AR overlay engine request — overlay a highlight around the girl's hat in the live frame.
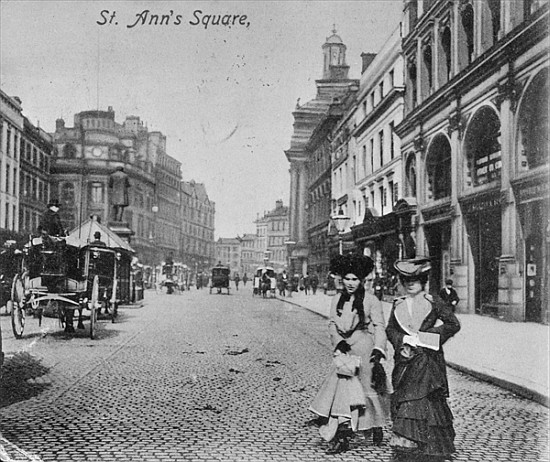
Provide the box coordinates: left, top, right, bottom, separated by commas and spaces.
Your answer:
330, 254, 374, 279
394, 257, 432, 277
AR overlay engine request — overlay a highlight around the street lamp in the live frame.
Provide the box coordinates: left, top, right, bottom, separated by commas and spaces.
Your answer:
284, 240, 296, 297
331, 209, 350, 255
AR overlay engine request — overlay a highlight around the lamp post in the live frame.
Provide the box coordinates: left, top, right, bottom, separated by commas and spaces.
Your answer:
284, 240, 296, 297
331, 209, 350, 255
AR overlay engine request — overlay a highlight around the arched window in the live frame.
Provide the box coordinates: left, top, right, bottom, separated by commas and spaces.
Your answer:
459, 3, 475, 68
518, 68, 549, 170
422, 42, 433, 98
426, 135, 452, 200
405, 155, 417, 197
464, 107, 502, 187
440, 26, 452, 84
407, 61, 418, 111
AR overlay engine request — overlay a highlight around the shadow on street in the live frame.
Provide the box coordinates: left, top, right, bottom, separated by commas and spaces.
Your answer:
0, 352, 51, 408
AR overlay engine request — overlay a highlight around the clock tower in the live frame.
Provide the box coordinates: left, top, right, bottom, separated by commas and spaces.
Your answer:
322, 27, 349, 80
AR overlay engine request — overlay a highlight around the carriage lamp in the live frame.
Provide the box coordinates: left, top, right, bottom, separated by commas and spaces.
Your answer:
331, 209, 350, 255
116, 252, 121, 260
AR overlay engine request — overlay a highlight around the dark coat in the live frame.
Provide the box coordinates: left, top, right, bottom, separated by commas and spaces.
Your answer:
386, 293, 460, 403
439, 287, 460, 308
38, 209, 65, 236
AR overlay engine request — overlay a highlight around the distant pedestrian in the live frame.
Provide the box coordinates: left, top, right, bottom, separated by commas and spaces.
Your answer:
387, 257, 460, 462
278, 270, 288, 296
310, 272, 319, 295
439, 279, 459, 312
304, 272, 311, 295
234, 273, 240, 291
242, 273, 248, 286
309, 254, 389, 454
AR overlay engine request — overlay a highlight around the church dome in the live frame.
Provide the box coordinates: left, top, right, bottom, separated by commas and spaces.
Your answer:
325, 28, 343, 44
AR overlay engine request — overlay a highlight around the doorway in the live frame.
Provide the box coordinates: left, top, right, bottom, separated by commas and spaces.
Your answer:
425, 221, 451, 296
466, 208, 502, 314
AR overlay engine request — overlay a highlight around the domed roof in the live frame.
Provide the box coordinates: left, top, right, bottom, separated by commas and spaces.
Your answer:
325, 27, 343, 44
326, 33, 343, 44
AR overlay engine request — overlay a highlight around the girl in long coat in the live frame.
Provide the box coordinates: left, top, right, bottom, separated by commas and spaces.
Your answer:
310, 254, 390, 454
386, 257, 461, 462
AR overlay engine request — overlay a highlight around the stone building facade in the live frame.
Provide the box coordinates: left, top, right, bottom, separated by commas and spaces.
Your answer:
342, 26, 409, 277
181, 180, 216, 274
19, 116, 54, 236
52, 109, 156, 258
215, 237, 241, 277
396, 0, 549, 322
285, 30, 359, 276
0, 90, 23, 239
239, 233, 261, 277
259, 200, 290, 272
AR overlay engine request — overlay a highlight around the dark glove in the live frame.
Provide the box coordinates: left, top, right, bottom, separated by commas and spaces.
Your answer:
370, 349, 385, 363
335, 340, 351, 354
371, 361, 387, 394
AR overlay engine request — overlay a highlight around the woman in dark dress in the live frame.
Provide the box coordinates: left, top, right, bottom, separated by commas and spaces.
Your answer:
386, 257, 461, 461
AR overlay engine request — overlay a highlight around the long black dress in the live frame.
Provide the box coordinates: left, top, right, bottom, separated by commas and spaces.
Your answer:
386, 292, 460, 458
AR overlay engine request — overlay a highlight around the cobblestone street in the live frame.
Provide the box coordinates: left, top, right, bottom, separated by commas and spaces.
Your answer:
1, 288, 548, 461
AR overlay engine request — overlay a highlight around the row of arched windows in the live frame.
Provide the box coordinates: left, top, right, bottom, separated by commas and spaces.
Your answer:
404, 68, 548, 200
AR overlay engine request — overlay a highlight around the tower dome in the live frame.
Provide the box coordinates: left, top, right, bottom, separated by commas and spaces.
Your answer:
325, 31, 343, 44
321, 27, 348, 79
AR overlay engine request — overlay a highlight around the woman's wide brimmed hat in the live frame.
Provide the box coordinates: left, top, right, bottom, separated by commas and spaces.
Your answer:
394, 257, 432, 277
330, 254, 374, 279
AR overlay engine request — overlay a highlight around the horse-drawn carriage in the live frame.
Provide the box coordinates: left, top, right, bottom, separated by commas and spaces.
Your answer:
160, 261, 189, 294
209, 265, 230, 294
253, 266, 276, 298
8, 234, 114, 339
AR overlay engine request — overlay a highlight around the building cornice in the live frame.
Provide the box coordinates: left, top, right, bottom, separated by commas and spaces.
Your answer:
353, 86, 405, 139
396, 9, 549, 137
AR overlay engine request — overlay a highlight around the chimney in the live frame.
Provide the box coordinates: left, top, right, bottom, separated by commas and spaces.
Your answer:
56, 118, 65, 130
361, 53, 377, 73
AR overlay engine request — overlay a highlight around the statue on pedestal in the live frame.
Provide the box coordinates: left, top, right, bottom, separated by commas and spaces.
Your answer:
109, 167, 130, 222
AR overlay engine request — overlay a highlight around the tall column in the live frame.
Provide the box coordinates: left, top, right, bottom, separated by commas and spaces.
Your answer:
296, 161, 307, 244
413, 134, 425, 256
448, 105, 469, 311
289, 163, 299, 242
497, 68, 522, 321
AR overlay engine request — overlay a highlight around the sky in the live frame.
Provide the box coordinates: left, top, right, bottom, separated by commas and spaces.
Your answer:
1, 0, 403, 238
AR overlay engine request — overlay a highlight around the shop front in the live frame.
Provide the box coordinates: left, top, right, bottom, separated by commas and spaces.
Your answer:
421, 201, 453, 296
512, 175, 549, 324
352, 199, 416, 282
460, 190, 502, 316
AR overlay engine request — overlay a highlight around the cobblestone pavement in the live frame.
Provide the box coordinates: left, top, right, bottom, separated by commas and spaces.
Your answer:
0, 287, 548, 461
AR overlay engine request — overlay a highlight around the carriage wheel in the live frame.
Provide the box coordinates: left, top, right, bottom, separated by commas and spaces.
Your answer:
90, 275, 99, 340
10, 275, 26, 339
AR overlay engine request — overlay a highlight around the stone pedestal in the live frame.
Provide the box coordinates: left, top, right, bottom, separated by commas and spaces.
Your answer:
108, 221, 135, 243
